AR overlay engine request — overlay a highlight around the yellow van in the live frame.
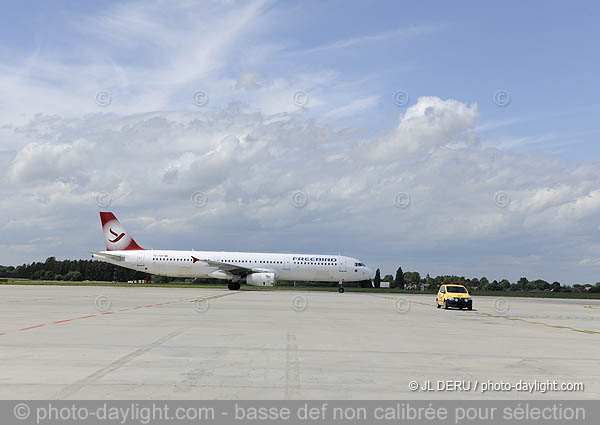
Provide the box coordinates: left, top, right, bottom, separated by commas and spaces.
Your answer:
436, 282, 472, 310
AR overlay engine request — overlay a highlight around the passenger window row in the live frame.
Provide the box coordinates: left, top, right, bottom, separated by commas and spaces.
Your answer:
151, 257, 336, 267
153, 257, 191, 261
152, 257, 289, 264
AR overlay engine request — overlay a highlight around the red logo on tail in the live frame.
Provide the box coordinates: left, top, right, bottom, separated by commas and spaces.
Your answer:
108, 228, 125, 243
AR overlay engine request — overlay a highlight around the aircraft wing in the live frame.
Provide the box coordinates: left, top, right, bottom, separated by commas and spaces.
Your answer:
192, 256, 271, 276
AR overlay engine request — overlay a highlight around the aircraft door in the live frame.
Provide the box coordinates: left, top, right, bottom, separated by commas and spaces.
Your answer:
137, 252, 145, 266
339, 258, 346, 272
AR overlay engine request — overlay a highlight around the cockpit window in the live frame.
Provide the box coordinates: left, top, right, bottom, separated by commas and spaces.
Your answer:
354, 262, 366, 267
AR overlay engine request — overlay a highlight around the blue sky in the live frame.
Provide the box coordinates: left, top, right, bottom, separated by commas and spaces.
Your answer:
1, 0, 599, 283
3, 0, 598, 157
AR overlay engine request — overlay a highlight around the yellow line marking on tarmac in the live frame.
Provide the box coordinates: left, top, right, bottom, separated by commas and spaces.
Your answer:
373, 294, 600, 336
475, 311, 600, 335
584, 305, 600, 310
190, 291, 244, 303
474, 312, 599, 336
573, 329, 600, 334
375, 295, 432, 307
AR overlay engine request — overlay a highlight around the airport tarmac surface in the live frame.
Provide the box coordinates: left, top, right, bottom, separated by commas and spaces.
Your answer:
1, 285, 599, 399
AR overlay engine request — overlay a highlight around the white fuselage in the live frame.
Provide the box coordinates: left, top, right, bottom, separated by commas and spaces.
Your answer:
92, 250, 372, 283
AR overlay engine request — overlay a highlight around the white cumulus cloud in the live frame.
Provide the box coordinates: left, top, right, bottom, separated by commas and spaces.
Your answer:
1, 96, 599, 284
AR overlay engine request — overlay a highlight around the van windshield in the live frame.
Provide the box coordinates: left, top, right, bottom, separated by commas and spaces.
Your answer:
446, 286, 467, 294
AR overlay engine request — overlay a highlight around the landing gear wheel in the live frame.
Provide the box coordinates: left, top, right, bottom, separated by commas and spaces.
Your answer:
228, 282, 240, 290
338, 287, 345, 293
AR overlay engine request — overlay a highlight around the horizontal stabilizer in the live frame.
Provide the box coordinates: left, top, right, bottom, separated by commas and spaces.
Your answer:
90, 251, 125, 262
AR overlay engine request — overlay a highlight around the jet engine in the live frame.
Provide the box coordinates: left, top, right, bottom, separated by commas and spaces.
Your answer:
245, 272, 276, 286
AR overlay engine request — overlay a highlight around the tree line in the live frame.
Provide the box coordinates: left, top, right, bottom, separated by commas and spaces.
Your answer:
0, 257, 150, 282
372, 267, 600, 293
2, 258, 599, 292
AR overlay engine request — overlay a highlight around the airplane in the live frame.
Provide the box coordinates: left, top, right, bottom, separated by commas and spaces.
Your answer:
91, 212, 373, 292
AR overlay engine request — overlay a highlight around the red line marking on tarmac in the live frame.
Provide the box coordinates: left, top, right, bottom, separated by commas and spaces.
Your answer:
50, 313, 98, 326
2, 296, 219, 335
20, 324, 46, 331
73, 314, 96, 320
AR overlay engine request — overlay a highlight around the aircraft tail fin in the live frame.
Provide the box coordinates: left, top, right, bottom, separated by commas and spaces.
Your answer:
99, 212, 144, 251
